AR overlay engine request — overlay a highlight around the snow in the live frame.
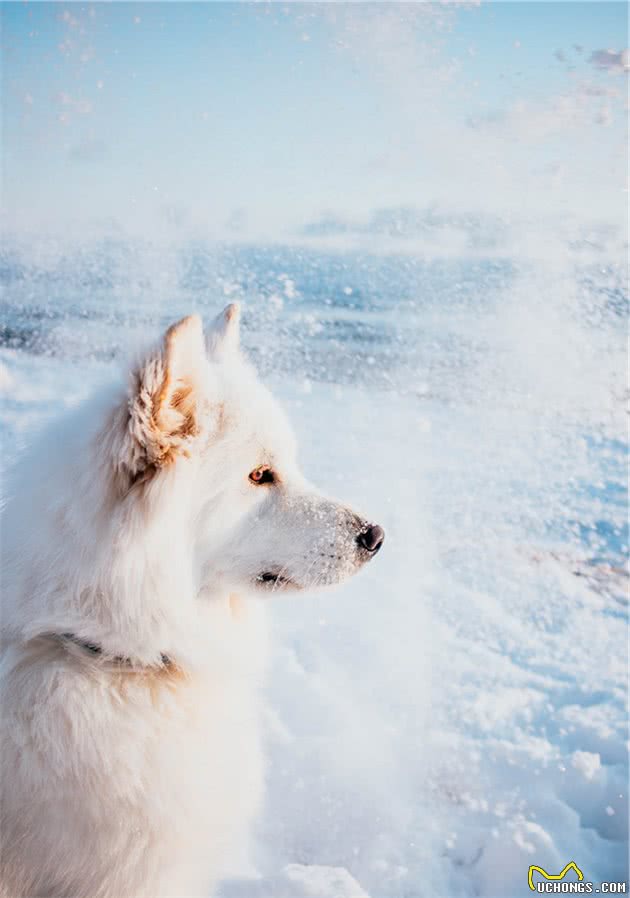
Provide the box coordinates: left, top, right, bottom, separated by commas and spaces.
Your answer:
218, 865, 370, 898
0, 234, 627, 896
572, 751, 602, 781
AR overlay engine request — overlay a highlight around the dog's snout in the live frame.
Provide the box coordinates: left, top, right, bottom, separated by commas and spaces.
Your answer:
357, 523, 385, 554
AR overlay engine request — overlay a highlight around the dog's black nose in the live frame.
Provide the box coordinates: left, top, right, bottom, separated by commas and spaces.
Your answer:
357, 524, 385, 554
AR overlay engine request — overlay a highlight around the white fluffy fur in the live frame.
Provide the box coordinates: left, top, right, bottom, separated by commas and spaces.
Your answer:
0, 306, 381, 898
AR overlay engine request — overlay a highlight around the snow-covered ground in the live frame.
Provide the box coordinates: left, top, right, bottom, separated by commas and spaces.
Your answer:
0, 234, 627, 896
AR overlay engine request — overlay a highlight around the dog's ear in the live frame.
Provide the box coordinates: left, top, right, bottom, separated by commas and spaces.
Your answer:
206, 302, 240, 360
122, 315, 207, 484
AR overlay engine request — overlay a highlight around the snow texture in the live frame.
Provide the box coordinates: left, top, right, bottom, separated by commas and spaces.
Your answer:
0, 232, 627, 897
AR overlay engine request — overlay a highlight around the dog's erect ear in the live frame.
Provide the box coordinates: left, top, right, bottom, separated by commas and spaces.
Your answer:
206, 302, 240, 360
123, 315, 207, 481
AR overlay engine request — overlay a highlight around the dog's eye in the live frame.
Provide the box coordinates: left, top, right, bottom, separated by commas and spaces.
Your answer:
249, 466, 275, 485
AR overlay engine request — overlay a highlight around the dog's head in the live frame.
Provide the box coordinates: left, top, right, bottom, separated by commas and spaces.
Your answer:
110, 305, 384, 596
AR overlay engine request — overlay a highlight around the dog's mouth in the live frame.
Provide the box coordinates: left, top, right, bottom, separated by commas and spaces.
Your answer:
254, 570, 299, 591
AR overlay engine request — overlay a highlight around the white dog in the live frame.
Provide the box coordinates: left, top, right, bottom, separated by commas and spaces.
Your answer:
0, 304, 384, 898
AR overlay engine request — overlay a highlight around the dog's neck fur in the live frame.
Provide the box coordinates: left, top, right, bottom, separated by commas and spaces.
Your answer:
43, 592, 249, 675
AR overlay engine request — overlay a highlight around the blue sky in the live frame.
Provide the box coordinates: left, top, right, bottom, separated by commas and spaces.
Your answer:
2, 2, 628, 239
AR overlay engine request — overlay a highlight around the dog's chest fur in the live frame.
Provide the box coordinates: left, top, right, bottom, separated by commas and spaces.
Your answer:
0, 598, 267, 898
